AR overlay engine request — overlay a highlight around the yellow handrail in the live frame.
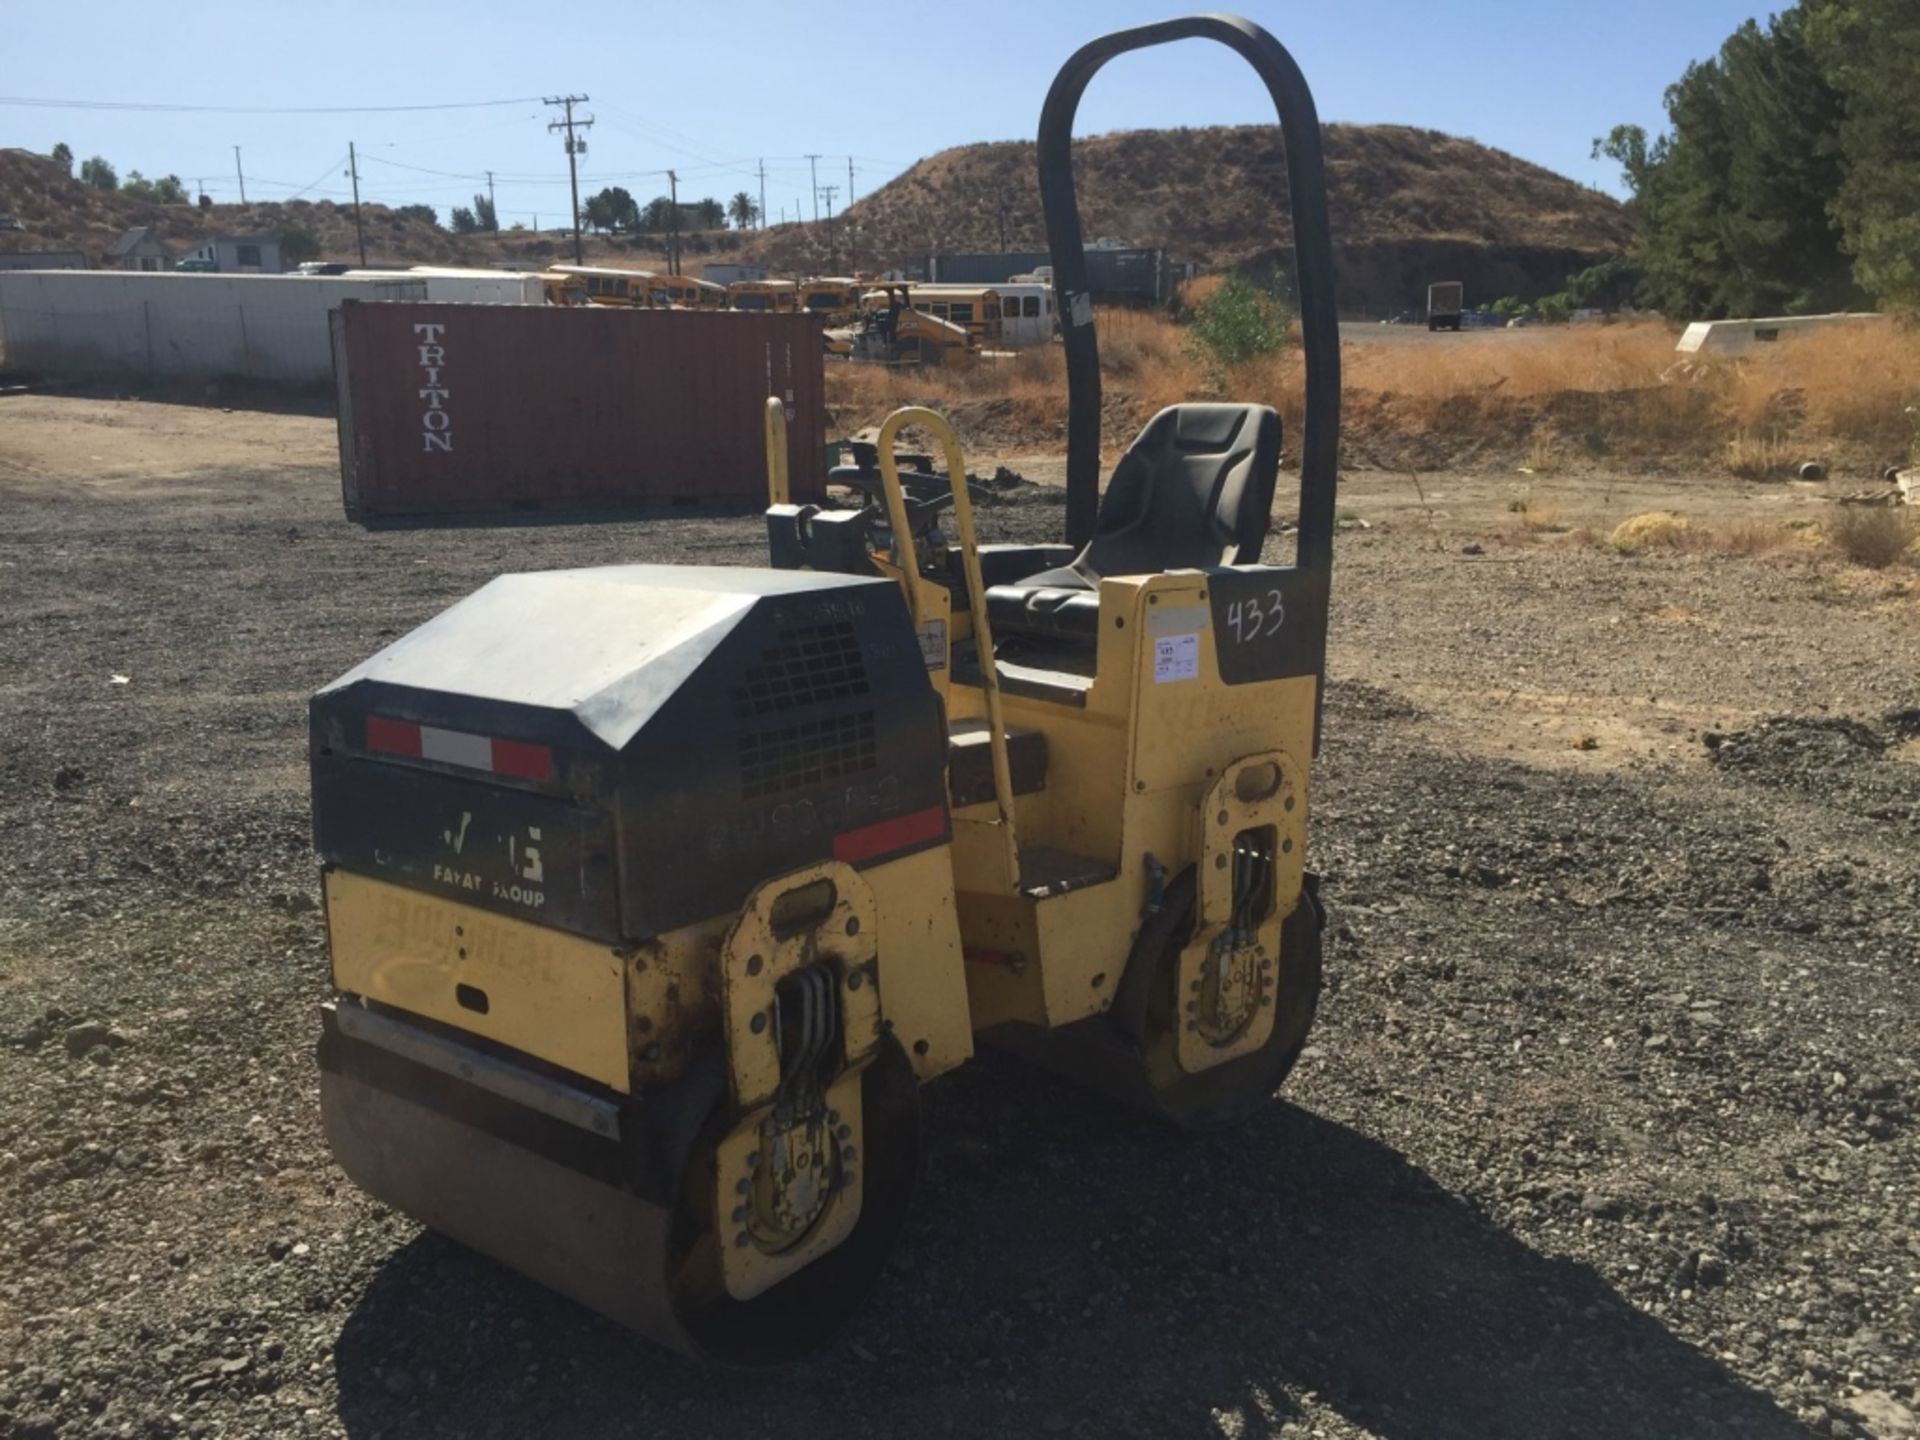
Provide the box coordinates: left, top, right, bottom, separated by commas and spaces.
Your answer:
876, 407, 1020, 885
763, 396, 791, 506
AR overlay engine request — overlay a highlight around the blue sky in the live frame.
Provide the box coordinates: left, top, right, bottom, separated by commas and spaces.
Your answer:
7, 0, 1767, 228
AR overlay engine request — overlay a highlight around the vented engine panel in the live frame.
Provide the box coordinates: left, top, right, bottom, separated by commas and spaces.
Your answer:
310, 565, 949, 943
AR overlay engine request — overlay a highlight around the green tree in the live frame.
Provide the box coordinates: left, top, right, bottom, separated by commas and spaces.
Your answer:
1592, 125, 1654, 196
79, 156, 117, 190
693, 197, 724, 230
641, 195, 676, 231
1534, 293, 1574, 325
1808, 0, 1920, 311
472, 193, 498, 231
1561, 257, 1643, 311
278, 226, 321, 266
1599, 8, 1859, 318
1188, 271, 1291, 381
50, 142, 73, 175
584, 186, 638, 233
450, 205, 479, 234
393, 204, 438, 227
123, 171, 187, 204
727, 191, 760, 229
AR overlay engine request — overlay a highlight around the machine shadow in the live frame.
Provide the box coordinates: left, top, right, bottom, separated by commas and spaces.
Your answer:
334, 1053, 1807, 1440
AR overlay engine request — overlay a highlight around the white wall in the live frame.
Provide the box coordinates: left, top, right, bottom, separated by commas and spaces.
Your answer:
373, 270, 546, 305
0, 271, 434, 384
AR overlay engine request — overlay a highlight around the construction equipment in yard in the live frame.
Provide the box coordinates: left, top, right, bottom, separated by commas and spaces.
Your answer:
313, 11, 1341, 1365
824, 282, 977, 368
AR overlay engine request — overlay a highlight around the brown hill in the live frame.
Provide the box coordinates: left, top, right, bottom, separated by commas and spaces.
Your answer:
0, 147, 624, 270
0, 147, 465, 264
734, 125, 1633, 313
4, 125, 1630, 313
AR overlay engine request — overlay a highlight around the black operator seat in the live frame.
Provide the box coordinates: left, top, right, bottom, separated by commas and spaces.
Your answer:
982, 403, 1283, 644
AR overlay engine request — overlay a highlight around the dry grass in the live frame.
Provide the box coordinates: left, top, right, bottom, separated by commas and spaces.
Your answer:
1716, 520, 1797, 556
1721, 325, 1919, 447
1344, 322, 1677, 401
1610, 512, 1692, 552
1507, 496, 1565, 533
1826, 506, 1919, 569
1724, 431, 1796, 480
1603, 511, 1819, 559
823, 309, 1919, 474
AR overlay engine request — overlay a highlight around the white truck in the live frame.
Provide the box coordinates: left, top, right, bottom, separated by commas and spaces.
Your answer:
1427, 280, 1464, 332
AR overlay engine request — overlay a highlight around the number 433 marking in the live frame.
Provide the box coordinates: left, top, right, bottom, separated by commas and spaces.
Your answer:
1225, 588, 1286, 644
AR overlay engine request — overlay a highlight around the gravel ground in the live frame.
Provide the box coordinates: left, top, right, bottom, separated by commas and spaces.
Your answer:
1, 398, 1916, 1440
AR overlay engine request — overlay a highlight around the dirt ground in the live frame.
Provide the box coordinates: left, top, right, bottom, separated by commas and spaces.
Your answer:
1, 396, 1916, 1440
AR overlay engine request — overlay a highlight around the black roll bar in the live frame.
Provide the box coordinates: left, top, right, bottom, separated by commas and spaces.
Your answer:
1037, 13, 1341, 586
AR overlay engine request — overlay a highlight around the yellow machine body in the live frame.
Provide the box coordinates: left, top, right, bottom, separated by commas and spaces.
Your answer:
317, 10, 1342, 1367
316, 401, 1323, 1362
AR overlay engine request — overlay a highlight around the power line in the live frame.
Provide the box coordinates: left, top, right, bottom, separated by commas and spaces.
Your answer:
0, 94, 544, 114
286, 152, 349, 201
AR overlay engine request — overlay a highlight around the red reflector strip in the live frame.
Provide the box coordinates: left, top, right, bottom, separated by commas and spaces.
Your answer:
832, 804, 948, 864
490, 737, 554, 782
364, 716, 553, 783
364, 715, 422, 757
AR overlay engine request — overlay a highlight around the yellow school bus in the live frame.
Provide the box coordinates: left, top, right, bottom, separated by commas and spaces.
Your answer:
549, 266, 728, 310
797, 277, 864, 322
651, 273, 730, 310
729, 279, 800, 313
895, 285, 1005, 347
549, 265, 659, 307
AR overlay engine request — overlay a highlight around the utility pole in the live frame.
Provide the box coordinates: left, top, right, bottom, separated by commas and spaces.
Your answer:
805, 154, 821, 222
666, 169, 679, 276
232, 146, 246, 204
544, 94, 593, 265
347, 143, 367, 267
757, 158, 767, 231
997, 202, 1009, 252
847, 155, 856, 207
819, 184, 838, 270
485, 170, 496, 229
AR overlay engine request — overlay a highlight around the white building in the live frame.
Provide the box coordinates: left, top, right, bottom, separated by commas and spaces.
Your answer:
107, 226, 173, 272
177, 234, 283, 274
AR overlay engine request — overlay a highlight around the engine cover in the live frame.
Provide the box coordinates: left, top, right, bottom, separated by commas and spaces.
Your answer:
311, 565, 949, 942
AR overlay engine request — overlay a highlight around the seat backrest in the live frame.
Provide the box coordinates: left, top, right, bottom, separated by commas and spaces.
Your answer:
1077, 404, 1282, 580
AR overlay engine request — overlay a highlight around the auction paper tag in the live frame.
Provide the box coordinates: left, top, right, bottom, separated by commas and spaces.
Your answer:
918, 618, 948, 670
1154, 633, 1199, 683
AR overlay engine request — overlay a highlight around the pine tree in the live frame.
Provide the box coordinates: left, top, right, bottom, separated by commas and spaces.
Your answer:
1809, 0, 1920, 310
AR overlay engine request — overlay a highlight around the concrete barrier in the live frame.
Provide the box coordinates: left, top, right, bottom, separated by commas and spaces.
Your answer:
1674, 312, 1892, 357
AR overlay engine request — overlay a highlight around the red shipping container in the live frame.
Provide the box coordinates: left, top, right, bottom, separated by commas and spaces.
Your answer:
330, 301, 828, 519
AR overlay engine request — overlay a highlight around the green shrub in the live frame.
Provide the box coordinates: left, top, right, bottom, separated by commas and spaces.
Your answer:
1187, 271, 1291, 379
